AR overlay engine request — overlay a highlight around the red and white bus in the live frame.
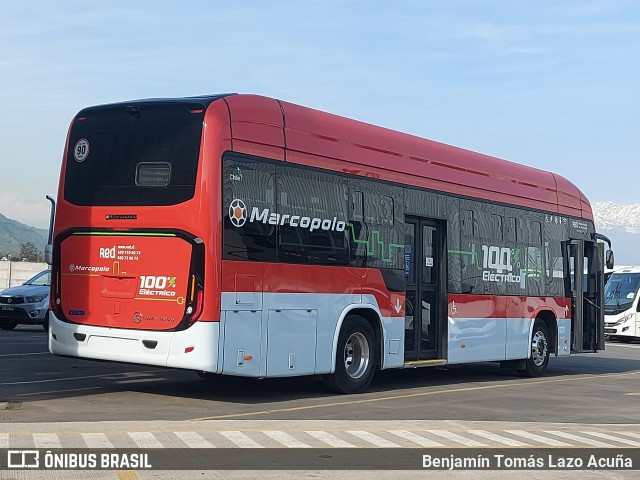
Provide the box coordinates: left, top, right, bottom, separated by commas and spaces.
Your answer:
48, 94, 612, 393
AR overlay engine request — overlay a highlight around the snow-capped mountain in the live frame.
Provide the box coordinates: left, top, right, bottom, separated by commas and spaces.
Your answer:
593, 201, 640, 234
592, 202, 640, 266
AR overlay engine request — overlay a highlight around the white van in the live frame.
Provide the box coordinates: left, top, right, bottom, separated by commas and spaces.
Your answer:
604, 266, 640, 342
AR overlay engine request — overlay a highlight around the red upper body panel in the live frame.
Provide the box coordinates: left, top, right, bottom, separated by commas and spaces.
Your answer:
224, 94, 592, 220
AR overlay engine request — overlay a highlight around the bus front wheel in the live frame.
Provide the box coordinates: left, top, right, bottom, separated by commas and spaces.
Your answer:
518, 319, 550, 377
323, 315, 377, 394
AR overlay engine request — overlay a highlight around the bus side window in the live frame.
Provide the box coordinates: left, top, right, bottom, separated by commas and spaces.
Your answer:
277, 165, 349, 266
349, 182, 403, 270
222, 156, 277, 262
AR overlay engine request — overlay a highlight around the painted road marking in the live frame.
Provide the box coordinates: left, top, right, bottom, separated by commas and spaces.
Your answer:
219, 431, 263, 448
425, 430, 487, 447
387, 430, 445, 447
582, 431, 640, 447
504, 430, 571, 447
263, 431, 311, 448
174, 431, 215, 448
32, 433, 61, 449
128, 432, 163, 448
466, 429, 530, 447
80, 433, 115, 449
2, 427, 640, 450
0, 369, 166, 386
304, 431, 356, 448
346, 431, 401, 448
545, 430, 616, 447
191, 369, 640, 421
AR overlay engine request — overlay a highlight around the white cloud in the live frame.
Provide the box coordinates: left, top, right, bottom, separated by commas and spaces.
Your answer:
0, 195, 51, 229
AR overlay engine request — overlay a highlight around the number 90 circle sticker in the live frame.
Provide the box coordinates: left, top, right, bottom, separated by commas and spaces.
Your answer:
73, 138, 90, 162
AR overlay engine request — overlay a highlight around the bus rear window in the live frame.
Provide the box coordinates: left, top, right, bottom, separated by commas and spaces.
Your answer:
64, 102, 204, 206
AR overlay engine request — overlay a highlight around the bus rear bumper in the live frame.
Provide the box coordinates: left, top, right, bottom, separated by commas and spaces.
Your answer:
48, 312, 221, 373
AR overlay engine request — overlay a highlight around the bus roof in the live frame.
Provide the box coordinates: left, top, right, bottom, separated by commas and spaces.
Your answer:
69, 93, 593, 219
608, 266, 640, 274
220, 94, 592, 219
75, 94, 236, 114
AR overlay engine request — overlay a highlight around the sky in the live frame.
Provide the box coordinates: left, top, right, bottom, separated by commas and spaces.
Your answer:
1, 0, 639, 229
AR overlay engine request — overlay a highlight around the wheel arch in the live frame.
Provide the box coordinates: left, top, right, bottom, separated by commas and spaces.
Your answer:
533, 308, 558, 356
329, 304, 383, 373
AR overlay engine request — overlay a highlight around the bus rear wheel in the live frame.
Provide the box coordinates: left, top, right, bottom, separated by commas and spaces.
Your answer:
518, 319, 550, 377
323, 315, 377, 394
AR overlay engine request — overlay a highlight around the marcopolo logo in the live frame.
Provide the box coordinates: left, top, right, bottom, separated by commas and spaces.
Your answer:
69, 263, 110, 273
229, 199, 248, 227
229, 199, 347, 232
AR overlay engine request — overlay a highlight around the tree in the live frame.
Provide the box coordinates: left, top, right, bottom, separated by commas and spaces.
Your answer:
19, 242, 43, 262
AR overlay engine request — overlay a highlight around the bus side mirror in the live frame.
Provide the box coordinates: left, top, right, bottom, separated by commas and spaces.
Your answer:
44, 244, 53, 266
605, 250, 614, 270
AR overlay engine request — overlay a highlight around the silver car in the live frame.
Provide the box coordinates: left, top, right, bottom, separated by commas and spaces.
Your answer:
0, 269, 50, 332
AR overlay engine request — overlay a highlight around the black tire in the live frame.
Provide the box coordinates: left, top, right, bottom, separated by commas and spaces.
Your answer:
518, 319, 550, 377
43, 311, 50, 333
323, 315, 377, 394
0, 321, 18, 330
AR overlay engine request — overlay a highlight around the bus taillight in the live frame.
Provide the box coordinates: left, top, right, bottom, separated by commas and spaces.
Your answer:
191, 290, 204, 322
50, 269, 63, 319
186, 274, 203, 323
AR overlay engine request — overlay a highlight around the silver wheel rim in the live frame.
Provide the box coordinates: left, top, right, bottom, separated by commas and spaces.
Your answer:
531, 330, 548, 367
344, 332, 371, 380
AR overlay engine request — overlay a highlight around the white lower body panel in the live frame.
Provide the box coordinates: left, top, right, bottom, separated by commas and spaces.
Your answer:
219, 292, 404, 378
48, 312, 221, 372
48, 291, 405, 378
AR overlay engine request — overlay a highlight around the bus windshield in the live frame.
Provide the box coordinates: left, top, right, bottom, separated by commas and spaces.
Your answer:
604, 272, 640, 315
64, 102, 205, 206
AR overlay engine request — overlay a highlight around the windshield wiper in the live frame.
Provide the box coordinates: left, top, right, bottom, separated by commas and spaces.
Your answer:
606, 283, 621, 303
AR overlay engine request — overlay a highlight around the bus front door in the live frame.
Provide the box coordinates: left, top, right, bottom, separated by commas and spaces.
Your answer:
565, 239, 606, 352
404, 218, 445, 361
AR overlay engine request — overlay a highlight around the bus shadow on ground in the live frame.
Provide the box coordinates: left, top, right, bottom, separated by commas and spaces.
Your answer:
4, 325, 640, 411
115, 348, 640, 406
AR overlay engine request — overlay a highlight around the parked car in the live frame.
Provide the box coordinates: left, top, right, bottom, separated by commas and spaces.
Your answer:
0, 269, 50, 332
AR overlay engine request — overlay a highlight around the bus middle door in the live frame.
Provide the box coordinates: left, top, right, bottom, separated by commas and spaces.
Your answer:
404, 217, 446, 361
